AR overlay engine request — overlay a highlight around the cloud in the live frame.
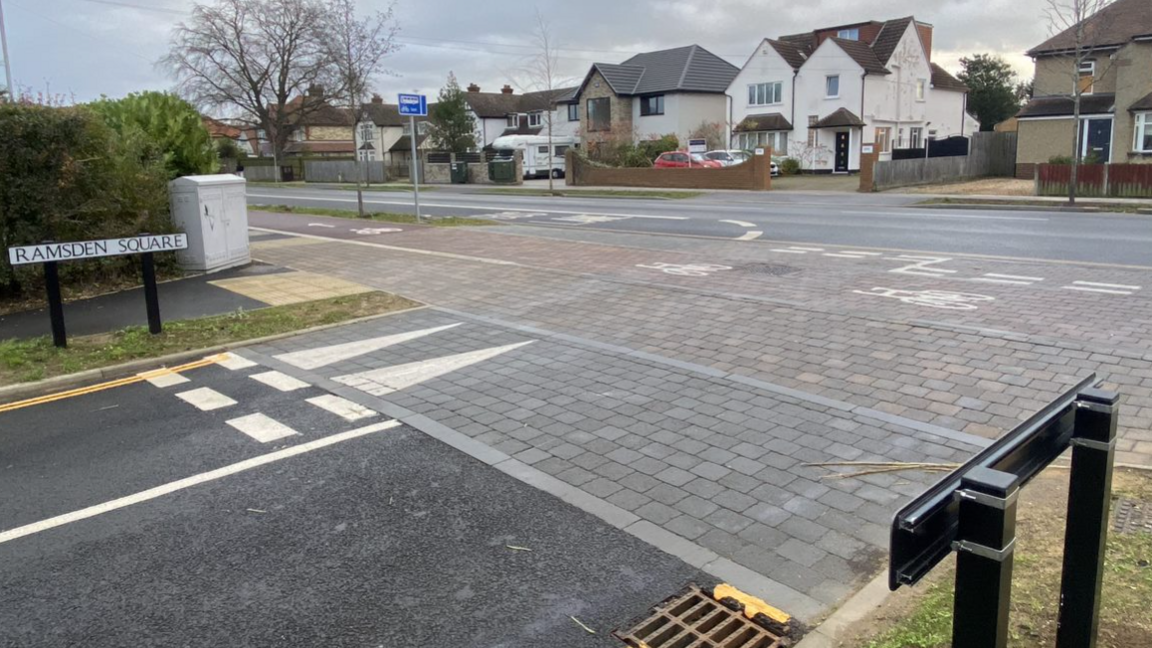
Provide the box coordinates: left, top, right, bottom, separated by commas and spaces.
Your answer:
4, 0, 1048, 104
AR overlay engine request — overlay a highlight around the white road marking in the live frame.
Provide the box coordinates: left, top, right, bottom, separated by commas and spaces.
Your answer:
770, 249, 808, 254
841, 210, 1048, 222
475, 211, 542, 220
736, 231, 764, 241
250, 226, 522, 267
0, 420, 400, 545
720, 219, 757, 228
840, 251, 883, 256
246, 194, 689, 220
552, 214, 628, 224
226, 413, 301, 443
971, 277, 1034, 285
789, 246, 825, 252
175, 387, 237, 411
215, 352, 258, 371
1064, 286, 1137, 295
890, 256, 957, 276
854, 287, 995, 310
1071, 281, 1141, 290
335, 341, 534, 396
250, 370, 311, 392
307, 395, 378, 421
140, 370, 190, 388
636, 263, 732, 277
824, 253, 869, 258
351, 227, 403, 235
985, 273, 1045, 281
308, 223, 336, 228
274, 323, 462, 370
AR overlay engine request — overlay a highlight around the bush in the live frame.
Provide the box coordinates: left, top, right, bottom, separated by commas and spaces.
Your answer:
1047, 153, 1102, 165
587, 134, 680, 167
89, 91, 219, 180
780, 157, 802, 175
0, 103, 175, 298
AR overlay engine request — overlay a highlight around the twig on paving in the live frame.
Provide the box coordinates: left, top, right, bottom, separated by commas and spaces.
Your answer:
505, 545, 532, 552
570, 616, 596, 634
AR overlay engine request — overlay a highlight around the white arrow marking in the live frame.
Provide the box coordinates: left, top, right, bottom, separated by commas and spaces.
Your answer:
334, 341, 533, 396
737, 231, 764, 241
274, 323, 462, 370
721, 219, 756, 228
308, 223, 336, 228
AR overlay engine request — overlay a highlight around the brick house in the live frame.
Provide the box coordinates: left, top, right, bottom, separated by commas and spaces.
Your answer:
355, 94, 433, 167
281, 87, 356, 158
571, 45, 739, 153
461, 84, 580, 149
726, 17, 976, 173
1015, 0, 1152, 177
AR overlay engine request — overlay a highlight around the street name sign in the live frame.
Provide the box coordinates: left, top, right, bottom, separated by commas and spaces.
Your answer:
398, 93, 428, 117
8, 234, 188, 266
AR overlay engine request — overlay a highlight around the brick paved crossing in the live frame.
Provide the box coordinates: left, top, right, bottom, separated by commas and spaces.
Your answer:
250, 222, 1152, 466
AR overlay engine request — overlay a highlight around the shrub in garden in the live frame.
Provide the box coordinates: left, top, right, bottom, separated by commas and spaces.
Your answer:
89, 91, 219, 180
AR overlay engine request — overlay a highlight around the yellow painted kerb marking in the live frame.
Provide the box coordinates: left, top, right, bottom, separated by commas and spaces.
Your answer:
0, 354, 229, 414
713, 583, 791, 626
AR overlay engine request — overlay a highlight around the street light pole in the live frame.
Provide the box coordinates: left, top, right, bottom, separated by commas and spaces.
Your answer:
0, 0, 14, 99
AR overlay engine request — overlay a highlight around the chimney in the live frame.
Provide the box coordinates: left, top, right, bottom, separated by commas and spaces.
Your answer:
371, 94, 383, 104
501, 84, 515, 95
307, 84, 324, 97
915, 22, 933, 62
467, 83, 481, 92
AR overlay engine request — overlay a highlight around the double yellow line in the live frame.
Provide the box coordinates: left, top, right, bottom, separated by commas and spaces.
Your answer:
0, 355, 226, 415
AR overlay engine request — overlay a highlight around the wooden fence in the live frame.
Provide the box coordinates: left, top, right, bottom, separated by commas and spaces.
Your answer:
1037, 164, 1152, 198
871, 132, 1017, 191
303, 160, 388, 184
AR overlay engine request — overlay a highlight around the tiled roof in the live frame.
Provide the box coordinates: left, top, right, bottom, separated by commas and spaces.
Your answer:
733, 113, 793, 132
830, 37, 890, 75
360, 102, 433, 127
500, 124, 544, 137
870, 17, 915, 65
1017, 93, 1116, 118
813, 108, 866, 128
585, 45, 739, 96
284, 141, 355, 154
389, 135, 428, 152
1029, 0, 1152, 56
930, 63, 968, 92
767, 39, 810, 70
461, 86, 579, 118
1130, 91, 1152, 112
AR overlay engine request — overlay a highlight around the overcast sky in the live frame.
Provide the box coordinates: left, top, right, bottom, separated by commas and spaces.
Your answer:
2, 0, 1053, 106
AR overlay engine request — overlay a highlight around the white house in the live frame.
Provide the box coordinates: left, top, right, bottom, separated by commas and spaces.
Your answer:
355, 95, 431, 168
727, 17, 976, 173
462, 84, 580, 149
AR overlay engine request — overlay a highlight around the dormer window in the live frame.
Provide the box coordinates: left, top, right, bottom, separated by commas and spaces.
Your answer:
837, 28, 859, 40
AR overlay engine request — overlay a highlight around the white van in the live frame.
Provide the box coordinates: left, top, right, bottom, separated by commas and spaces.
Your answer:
491, 135, 576, 179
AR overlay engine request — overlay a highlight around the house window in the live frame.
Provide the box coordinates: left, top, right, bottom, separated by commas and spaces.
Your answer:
1078, 60, 1095, 95
874, 127, 891, 152
897, 128, 906, 148
417, 121, 429, 135
826, 75, 840, 98
910, 127, 923, 149
808, 115, 819, 147
359, 150, 376, 162
507, 113, 519, 128
568, 104, 579, 121
747, 82, 783, 106
528, 112, 543, 127
358, 122, 374, 142
640, 94, 665, 116
837, 28, 859, 40
555, 145, 569, 157
916, 79, 926, 101
1136, 113, 1152, 153
587, 97, 610, 131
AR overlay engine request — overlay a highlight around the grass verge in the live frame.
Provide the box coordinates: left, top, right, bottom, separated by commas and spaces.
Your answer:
477, 188, 705, 200
0, 291, 419, 386
253, 204, 495, 227
853, 467, 1152, 648
247, 181, 433, 192
916, 197, 1151, 214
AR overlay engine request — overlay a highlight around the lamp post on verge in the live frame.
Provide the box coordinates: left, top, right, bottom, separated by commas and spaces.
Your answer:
0, 0, 14, 100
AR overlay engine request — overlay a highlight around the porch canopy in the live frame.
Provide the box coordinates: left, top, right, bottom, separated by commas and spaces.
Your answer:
813, 108, 865, 129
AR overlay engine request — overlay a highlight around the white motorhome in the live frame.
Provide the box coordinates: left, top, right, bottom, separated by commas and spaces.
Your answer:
491, 135, 576, 179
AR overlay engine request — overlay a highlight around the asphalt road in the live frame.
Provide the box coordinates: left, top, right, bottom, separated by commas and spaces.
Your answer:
246, 186, 1152, 267
1, 360, 706, 647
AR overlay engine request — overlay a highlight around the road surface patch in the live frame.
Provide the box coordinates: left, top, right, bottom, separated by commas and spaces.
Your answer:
209, 271, 373, 307
176, 387, 238, 412
226, 412, 301, 443
215, 352, 259, 371
306, 395, 378, 422
249, 370, 311, 392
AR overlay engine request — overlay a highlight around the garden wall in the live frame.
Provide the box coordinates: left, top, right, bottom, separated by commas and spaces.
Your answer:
566, 151, 773, 191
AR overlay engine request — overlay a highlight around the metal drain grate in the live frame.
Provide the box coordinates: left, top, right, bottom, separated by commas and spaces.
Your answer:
735, 263, 800, 277
1113, 498, 1152, 535
614, 585, 788, 648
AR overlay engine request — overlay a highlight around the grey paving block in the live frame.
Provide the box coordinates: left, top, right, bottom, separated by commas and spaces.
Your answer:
777, 538, 828, 567
744, 502, 792, 527
654, 466, 696, 487
690, 461, 732, 480
665, 515, 713, 541
704, 508, 755, 534
635, 501, 681, 525
779, 516, 830, 543
697, 528, 746, 556
712, 489, 757, 513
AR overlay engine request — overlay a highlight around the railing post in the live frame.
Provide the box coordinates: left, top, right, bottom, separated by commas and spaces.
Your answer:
952, 466, 1019, 648
1055, 388, 1119, 648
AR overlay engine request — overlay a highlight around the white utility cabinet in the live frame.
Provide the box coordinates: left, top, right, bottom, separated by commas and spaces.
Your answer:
169, 174, 251, 273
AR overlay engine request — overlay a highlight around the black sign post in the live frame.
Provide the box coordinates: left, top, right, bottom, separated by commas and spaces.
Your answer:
8, 234, 188, 348
43, 259, 67, 349
889, 375, 1119, 648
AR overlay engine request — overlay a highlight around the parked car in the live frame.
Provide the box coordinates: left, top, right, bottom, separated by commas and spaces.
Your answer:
653, 151, 723, 169
703, 150, 751, 166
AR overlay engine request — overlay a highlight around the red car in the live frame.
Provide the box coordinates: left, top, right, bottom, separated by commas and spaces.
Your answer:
653, 151, 723, 169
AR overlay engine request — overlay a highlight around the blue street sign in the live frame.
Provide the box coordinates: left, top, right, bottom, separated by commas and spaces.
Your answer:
398, 93, 428, 117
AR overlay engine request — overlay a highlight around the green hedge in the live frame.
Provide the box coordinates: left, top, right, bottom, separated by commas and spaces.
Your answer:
0, 103, 176, 298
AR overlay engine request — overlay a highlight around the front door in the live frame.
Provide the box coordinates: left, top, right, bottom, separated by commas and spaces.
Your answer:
834, 132, 850, 173
1082, 118, 1112, 163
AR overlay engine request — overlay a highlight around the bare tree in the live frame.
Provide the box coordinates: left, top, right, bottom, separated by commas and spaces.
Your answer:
519, 8, 567, 192
320, 0, 400, 217
162, 0, 338, 181
1044, 0, 1118, 204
